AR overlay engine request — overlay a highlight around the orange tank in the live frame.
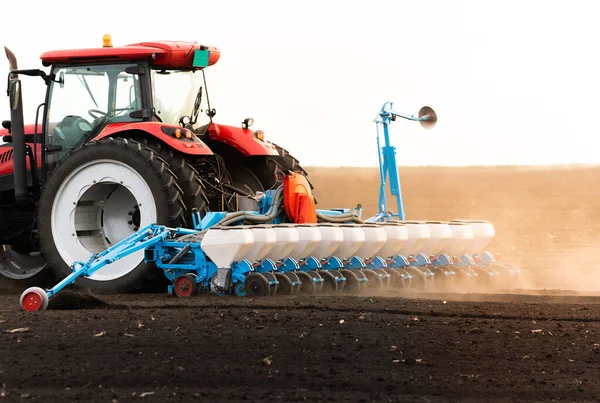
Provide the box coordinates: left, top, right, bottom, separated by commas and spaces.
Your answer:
283, 172, 317, 223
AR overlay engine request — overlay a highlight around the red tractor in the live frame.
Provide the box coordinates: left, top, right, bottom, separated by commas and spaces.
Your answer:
1, 36, 308, 292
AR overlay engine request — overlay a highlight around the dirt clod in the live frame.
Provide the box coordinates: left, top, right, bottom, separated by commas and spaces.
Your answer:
47, 289, 110, 310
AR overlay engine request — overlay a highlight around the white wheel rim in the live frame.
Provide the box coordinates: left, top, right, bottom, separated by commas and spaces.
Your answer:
0, 245, 47, 280
51, 160, 157, 281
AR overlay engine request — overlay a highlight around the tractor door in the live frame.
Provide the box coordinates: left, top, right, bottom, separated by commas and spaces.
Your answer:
43, 63, 143, 171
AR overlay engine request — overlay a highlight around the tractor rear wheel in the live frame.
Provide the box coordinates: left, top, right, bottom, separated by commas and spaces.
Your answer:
37, 137, 186, 293
134, 138, 210, 224
248, 142, 312, 192
226, 164, 265, 212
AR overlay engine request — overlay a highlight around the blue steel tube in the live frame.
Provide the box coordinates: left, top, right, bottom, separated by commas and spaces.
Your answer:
374, 101, 436, 221
375, 122, 388, 216
381, 117, 405, 220
46, 225, 171, 297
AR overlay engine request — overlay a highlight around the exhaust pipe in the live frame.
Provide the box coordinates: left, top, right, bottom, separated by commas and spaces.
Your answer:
5, 47, 31, 207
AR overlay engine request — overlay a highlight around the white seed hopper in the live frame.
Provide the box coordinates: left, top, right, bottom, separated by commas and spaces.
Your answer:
200, 226, 254, 267
451, 219, 495, 255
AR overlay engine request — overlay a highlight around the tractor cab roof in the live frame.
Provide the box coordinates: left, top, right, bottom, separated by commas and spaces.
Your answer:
40, 40, 220, 70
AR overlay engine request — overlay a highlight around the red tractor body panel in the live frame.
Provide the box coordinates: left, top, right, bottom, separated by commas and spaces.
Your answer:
40, 41, 221, 70
0, 124, 42, 139
206, 123, 278, 156
0, 143, 43, 176
0, 120, 278, 179
93, 122, 214, 155
0, 124, 44, 175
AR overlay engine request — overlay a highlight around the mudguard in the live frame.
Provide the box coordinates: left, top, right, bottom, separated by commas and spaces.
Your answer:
206, 123, 278, 156
93, 122, 214, 155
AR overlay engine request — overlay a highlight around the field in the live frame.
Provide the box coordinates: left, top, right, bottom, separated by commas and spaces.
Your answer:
2, 165, 600, 402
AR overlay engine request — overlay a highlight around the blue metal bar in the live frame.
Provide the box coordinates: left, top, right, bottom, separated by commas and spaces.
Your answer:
382, 117, 405, 220
372, 101, 434, 221
316, 208, 349, 216
173, 227, 198, 236
46, 224, 171, 297
375, 121, 387, 215
376, 102, 405, 220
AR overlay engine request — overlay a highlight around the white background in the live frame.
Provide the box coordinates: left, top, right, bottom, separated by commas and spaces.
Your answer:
0, 0, 598, 167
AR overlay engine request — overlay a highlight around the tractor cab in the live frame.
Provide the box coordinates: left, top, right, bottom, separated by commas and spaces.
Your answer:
4, 38, 220, 179
41, 39, 218, 162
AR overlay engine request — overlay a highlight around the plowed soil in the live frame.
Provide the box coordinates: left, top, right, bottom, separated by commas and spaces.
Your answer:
2, 165, 600, 402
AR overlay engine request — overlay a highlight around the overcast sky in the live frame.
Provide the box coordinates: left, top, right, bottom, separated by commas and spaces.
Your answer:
0, 0, 598, 167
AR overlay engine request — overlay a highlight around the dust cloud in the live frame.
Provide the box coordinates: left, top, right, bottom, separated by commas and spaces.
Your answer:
306, 165, 600, 299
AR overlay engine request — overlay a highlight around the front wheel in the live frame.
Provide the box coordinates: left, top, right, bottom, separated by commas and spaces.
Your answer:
37, 137, 187, 293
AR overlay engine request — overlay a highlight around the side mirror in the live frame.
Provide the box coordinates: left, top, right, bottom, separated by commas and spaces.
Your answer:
58, 71, 65, 89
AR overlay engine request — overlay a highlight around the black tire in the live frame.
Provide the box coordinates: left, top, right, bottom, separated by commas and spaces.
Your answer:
245, 272, 270, 297
37, 137, 186, 294
248, 142, 313, 192
135, 138, 210, 224
227, 164, 265, 212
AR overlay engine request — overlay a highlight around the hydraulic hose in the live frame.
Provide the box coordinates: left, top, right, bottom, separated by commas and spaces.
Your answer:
176, 185, 365, 244
316, 212, 364, 224
175, 186, 284, 242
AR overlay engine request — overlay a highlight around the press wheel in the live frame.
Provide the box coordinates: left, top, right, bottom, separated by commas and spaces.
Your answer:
174, 274, 198, 297
274, 272, 294, 296
362, 269, 383, 289
261, 272, 278, 295
329, 269, 345, 293
244, 272, 270, 297
318, 270, 338, 294
307, 271, 324, 294
284, 272, 301, 295
372, 268, 391, 287
339, 269, 361, 295
296, 271, 316, 295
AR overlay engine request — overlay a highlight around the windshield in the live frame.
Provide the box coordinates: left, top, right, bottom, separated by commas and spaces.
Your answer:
46, 63, 142, 153
151, 69, 211, 132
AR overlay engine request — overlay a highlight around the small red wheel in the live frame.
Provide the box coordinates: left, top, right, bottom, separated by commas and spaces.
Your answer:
174, 274, 198, 297
20, 287, 49, 311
